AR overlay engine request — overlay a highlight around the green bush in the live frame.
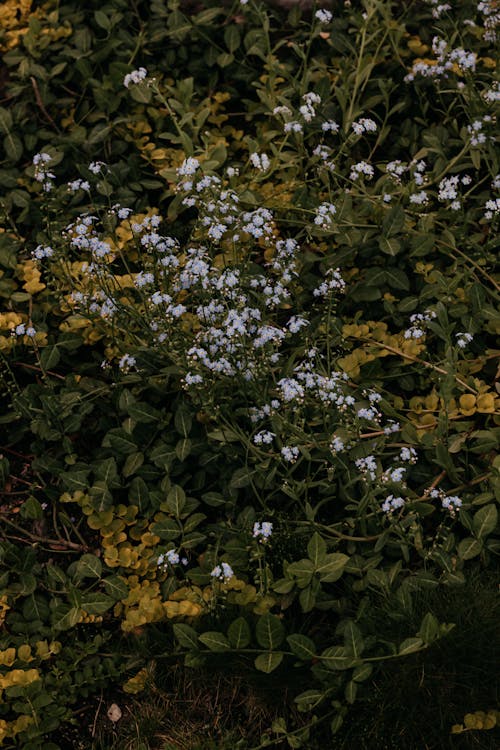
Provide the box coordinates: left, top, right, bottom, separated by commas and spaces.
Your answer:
0, 0, 498, 747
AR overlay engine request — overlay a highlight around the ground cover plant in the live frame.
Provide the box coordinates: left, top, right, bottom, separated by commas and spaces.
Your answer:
0, 0, 499, 747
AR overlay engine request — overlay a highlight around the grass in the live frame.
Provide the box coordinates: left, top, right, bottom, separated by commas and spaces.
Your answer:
84, 567, 499, 750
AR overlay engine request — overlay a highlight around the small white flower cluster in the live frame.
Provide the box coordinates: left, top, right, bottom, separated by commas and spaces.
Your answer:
484, 81, 500, 103
478, 0, 500, 42
409, 190, 428, 205
315, 8, 333, 24
314, 202, 337, 228
281, 446, 299, 463
250, 152, 271, 171
253, 430, 275, 445
381, 466, 407, 484
350, 161, 374, 181
13, 324, 36, 338
426, 0, 451, 18
456, 332, 473, 348
284, 120, 303, 133
88, 161, 106, 175
355, 455, 378, 481
253, 521, 273, 541
400, 447, 418, 464
312, 267, 346, 296
467, 116, 492, 147
357, 392, 382, 423
118, 353, 136, 371
32, 245, 54, 260
483, 198, 500, 220
123, 67, 147, 88
64, 215, 113, 261
330, 435, 346, 453
322, 119, 340, 133
386, 160, 408, 181
437, 174, 471, 211
299, 92, 321, 123
177, 156, 200, 178
33, 152, 55, 192
383, 420, 400, 435
428, 488, 462, 515
249, 400, 281, 423
381, 494, 405, 513
157, 549, 180, 568
405, 36, 476, 82
404, 309, 436, 339
351, 118, 377, 135
68, 178, 90, 192
312, 144, 335, 171
210, 562, 234, 582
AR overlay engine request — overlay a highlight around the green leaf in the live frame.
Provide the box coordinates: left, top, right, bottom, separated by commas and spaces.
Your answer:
352, 663, 373, 682
294, 689, 325, 710
165, 485, 186, 517
287, 559, 314, 587
316, 553, 349, 582
51, 605, 82, 631
224, 24, 240, 53
174, 623, 199, 649
418, 612, 439, 644
254, 652, 283, 673
307, 532, 326, 566
198, 631, 231, 652
128, 402, 160, 423
149, 442, 173, 468
129, 476, 150, 510
398, 637, 424, 655
227, 617, 251, 649
75, 554, 102, 579
287, 634, 317, 660
40, 345, 61, 370
343, 620, 364, 658
472, 504, 497, 539
378, 237, 402, 256
299, 585, 316, 612
457, 537, 482, 560
79, 592, 114, 615
330, 714, 344, 734
103, 576, 129, 600
345, 680, 357, 704
94, 457, 119, 486
174, 404, 192, 437
175, 437, 192, 461
321, 646, 357, 670
122, 451, 144, 478
105, 429, 137, 455
382, 204, 405, 236
256, 613, 285, 650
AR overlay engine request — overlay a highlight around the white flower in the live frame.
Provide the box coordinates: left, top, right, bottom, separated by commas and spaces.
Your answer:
250, 152, 270, 171
456, 332, 473, 348
123, 67, 147, 87
281, 446, 299, 463
382, 495, 405, 513
253, 521, 273, 540
177, 157, 200, 176
210, 562, 234, 581
315, 9, 333, 23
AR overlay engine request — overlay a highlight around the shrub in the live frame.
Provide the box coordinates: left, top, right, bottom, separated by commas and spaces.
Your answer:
0, 0, 498, 747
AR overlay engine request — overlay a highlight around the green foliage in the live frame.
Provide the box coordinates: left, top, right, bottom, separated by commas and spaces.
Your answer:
0, 0, 499, 747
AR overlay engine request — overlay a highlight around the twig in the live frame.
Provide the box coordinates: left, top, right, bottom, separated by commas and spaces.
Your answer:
357, 339, 478, 394
13, 361, 65, 381
30, 77, 61, 132
0, 513, 88, 551
91, 693, 104, 738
